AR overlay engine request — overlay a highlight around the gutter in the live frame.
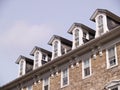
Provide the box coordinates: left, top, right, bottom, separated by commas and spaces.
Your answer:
1, 26, 120, 90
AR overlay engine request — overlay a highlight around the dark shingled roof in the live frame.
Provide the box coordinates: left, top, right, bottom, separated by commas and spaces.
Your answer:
30, 46, 52, 56
90, 9, 120, 22
48, 35, 72, 47
15, 55, 33, 65
68, 23, 95, 35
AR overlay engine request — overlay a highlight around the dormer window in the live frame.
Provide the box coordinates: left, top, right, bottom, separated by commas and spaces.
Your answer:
42, 54, 46, 61
19, 60, 24, 76
54, 41, 58, 57
74, 29, 79, 47
98, 15, 104, 36
35, 52, 39, 68
83, 32, 87, 39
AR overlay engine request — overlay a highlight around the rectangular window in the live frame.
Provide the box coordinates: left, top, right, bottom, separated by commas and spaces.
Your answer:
82, 58, 91, 78
27, 85, 32, 90
61, 68, 69, 87
107, 46, 118, 68
43, 77, 49, 90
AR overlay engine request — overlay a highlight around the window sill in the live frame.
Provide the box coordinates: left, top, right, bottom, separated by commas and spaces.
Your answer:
82, 74, 92, 79
107, 64, 118, 69
61, 84, 69, 89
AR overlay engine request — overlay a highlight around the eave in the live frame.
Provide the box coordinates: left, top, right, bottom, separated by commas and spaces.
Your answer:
30, 46, 52, 56
48, 35, 72, 47
67, 23, 95, 35
15, 55, 33, 64
1, 26, 120, 90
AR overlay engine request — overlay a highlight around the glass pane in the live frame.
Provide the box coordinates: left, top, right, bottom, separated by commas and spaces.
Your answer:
44, 85, 48, 90
108, 47, 115, 58
62, 68, 68, 86
75, 29, 79, 47
44, 77, 49, 86
35, 52, 39, 60
84, 59, 89, 68
63, 68, 67, 78
63, 77, 68, 85
84, 67, 90, 76
54, 41, 58, 57
98, 15, 104, 35
28, 86, 32, 90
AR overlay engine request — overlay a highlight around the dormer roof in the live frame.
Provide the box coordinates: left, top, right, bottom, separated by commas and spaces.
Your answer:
67, 23, 95, 35
15, 55, 33, 65
105, 80, 120, 89
30, 46, 52, 56
90, 9, 120, 22
48, 35, 72, 47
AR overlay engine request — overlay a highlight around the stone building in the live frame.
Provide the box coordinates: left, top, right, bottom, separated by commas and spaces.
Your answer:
1, 9, 120, 90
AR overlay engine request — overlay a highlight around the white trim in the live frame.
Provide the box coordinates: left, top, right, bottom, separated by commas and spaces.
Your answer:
82, 58, 92, 79
95, 13, 109, 38
72, 27, 83, 49
61, 67, 69, 88
43, 76, 50, 90
19, 59, 26, 77
106, 45, 118, 69
51, 39, 61, 59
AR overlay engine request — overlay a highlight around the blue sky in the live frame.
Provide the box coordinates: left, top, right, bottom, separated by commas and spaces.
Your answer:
0, 0, 120, 86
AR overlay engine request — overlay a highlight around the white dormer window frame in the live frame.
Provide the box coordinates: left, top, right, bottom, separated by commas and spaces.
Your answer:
19, 59, 26, 76
34, 51, 39, 69
54, 40, 59, 58
98, 15, 104, 36
74, 29, 79, 48
95, 14, 109, 38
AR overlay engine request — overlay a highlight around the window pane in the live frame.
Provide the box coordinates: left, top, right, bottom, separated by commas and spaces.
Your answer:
63, 77, 68, 85
28, 86, 32, 90
83, 59, 90, 77
75, 29, 79, 47
54, 41, 58, 57
108, 47, 115, 58
108, 46, 116, 66
98, 15, 104, 35
44, 77, 49, 90
42, 54, 46, 61
84, 67, 90, 76
84, 59, 89, 68
44, 85, 48, 90
35, 52, 39, 60
62, 68, 68, 86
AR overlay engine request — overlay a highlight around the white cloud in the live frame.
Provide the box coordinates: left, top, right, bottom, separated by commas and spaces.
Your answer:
0, 20, 55, 48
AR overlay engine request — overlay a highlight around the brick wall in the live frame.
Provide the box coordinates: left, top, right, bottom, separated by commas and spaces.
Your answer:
22, 42, 120, 90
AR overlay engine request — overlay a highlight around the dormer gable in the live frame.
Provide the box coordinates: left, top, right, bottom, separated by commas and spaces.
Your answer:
15, 55, 33, 77
68, 23, 95, 49
90, 9, 120, 38
48, 35, 72, 60
30, 46, 52, 70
